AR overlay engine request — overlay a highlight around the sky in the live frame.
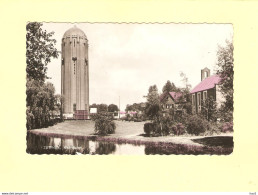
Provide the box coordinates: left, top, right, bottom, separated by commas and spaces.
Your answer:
42, 23, 233, 111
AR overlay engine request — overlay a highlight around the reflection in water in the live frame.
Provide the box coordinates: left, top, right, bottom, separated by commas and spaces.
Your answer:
94, 142, 116, 155
26, 133, 233, 155
27, 133, 117, 155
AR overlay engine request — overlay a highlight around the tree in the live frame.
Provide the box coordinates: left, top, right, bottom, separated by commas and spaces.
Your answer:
162, 80, 178, 93
26, 22, 59, 82
90, 103, 108, 113
201, 97, 218, 122
145, 85, 161, 121
180, 72, 192, 93
26, 80, 57, 130
216, 40, 234, 113
26, 22, 60, 130
108, 104, 119, 112
125, 102, 145, 112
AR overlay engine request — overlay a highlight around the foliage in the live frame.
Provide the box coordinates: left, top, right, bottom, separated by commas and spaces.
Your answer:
218, 110, 233, 122
26, 22, 61, 130
90, 103, 108, 113
182, 102, 192, 115
26, 79, 62, 130
221, 122, 233, 133
26, 22, 59, 82
180, 72, 192, 92
216, 40, 234, 113
171, 123, 186, 136
144, 122, 156, 136
145, 85, 162, 121
201, 97, 218, 121
108, 104, 119, 113
162, 80, 178, 93
186, 115, 209, 135
125, 102, 145, 112
91, 112, 116, 135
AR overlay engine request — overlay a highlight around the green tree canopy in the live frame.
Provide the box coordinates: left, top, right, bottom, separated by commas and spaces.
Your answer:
26, 22, 59, 82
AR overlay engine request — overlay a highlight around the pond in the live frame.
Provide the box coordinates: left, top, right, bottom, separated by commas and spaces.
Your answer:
26, 132, 233, 155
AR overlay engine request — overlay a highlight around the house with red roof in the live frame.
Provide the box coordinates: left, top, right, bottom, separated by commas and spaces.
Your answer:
160, 91, 185, 116
190, 67, 224, 114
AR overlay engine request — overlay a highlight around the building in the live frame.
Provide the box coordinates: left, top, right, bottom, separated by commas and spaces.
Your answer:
61, 26, 89, 119
160, 91, 185, 116
190, 67, 224, 114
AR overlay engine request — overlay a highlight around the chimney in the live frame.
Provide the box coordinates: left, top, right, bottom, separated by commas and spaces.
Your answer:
201, 67, 210, 81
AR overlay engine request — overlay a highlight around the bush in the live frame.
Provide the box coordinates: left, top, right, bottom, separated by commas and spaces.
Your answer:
221, 122, 233, 133
186, 115, 209, 135
144, 122, 156, 136
171, 123, 186, 136
91, 112, 116, 135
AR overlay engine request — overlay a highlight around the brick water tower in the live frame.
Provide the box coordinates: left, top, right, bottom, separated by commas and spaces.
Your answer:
61, 26, 89, 119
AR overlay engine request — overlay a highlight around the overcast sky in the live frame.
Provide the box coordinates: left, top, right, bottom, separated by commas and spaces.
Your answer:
42, 23, 233, 111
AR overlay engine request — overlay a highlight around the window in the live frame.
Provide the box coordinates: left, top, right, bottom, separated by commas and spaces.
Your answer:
204, 71, 208, 78
203, 91, 207, 102
197, 93, 201, 106
74, 39, 75, 47
192, 94, 195, 105
73, 104, 76, 111
62, 58, 64, 65
74, 62, 76, 75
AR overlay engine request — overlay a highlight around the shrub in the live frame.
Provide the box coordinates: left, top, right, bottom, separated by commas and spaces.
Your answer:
221, 122, 233, 133
171, 123, 185, 136
186, 115, 209, 135
203, 122, 220, 136
144, 122, 155, 136
91, 112, 116, 135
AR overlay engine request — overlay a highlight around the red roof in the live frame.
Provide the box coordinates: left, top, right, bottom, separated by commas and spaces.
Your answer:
160, 91, 182, 102
169, 92, 182, 101
190, 75, 221, 94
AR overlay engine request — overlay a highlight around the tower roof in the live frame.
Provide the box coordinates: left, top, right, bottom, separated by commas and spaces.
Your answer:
63, 26, 87, 38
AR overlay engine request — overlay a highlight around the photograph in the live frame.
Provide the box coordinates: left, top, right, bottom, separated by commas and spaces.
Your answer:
26, 22, 234, 155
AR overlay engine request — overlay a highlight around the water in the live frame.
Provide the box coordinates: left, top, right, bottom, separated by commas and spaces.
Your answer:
26, 133, 146, 155
26, 132, 233, 155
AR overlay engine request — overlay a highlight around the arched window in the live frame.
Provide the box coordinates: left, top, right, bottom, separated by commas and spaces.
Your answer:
204, 71, 208, 78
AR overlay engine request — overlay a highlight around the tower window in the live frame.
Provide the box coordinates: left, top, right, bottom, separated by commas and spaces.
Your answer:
73, 104, 76, 111
204, 71, 208, 78
74, 39, 75, 47
74, 62, 76, 75
62, 58, 65, 65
